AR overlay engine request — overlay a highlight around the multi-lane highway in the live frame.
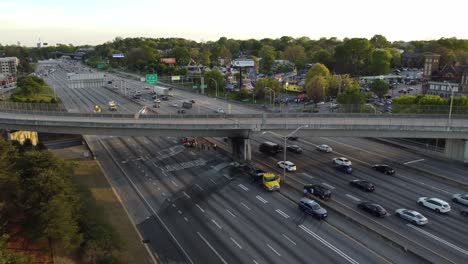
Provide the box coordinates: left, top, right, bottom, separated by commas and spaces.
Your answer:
36, 60, 468, 264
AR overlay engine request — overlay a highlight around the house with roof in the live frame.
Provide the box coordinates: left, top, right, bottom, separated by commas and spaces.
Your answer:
422, 54, 468, 97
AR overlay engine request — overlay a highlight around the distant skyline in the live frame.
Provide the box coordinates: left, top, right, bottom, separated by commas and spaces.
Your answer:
1, 0, 468, 47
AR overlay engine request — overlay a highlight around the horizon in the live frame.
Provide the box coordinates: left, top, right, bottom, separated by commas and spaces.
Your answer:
1, 0, 468, 46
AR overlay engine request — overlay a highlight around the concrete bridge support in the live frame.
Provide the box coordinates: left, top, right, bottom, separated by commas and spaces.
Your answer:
230, 137, 251, 161
444, 139, 468, 164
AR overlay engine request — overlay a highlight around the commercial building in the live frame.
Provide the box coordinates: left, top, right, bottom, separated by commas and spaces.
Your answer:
422, 54, 468, 97
0, 57, 19, 76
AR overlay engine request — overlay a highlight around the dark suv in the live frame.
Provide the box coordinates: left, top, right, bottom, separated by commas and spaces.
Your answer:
287, 145, 303, 153
358, 202, 387, 217
303, 184, 331, 200
298, 197, 328, 219
350, 180, 375, 192
372, 164, 395, 175
243, 164, 265, 182
335, 164, 353, 174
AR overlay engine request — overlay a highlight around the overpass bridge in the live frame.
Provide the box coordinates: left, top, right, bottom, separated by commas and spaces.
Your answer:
1, 111, 467, 162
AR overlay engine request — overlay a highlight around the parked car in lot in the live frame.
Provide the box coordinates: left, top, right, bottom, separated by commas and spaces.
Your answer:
317, 144, 332, 152
170, 102, 179, 107
303, 184, 331, 200
216, 107, 224, 113
161, 96, 169, 101
333, 157, 351, 166
287, 145, 302, 153
177, 109, 186, 114
452, 194, 468, 205
372, 164, 395, 175
335, 164, 353, 174
298, 197, 328, 219
350, 180, 375, 192
417, 197, 451, 213
277, 161, 297, 172
358, 202, 388, 217
395, 209, 428, 225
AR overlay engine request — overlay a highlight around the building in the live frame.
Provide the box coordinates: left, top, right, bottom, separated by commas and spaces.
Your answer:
0, 57, 19, 77
422, 54, 468, 97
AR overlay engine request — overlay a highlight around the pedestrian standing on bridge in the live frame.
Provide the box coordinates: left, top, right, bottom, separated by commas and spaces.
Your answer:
213, 144, 217, 151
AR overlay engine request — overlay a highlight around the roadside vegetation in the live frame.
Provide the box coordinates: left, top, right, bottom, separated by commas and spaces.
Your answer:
10, 76, 56, 103
0, 138, 125, 263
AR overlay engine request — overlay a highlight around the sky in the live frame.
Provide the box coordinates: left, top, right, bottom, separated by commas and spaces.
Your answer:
1, 0, 467, 46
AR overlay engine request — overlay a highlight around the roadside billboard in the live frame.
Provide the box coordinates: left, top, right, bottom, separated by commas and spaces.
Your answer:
171, 75, 181, 81
161, 58, 176, 64
232, 59, 254, 67
112, 53, 125, 58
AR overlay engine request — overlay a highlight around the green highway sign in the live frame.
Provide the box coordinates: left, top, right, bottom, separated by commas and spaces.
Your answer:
146, 74, 158, 84
192, 85, 198, 89
202, 84, 208, 89
97, 63, 105, 69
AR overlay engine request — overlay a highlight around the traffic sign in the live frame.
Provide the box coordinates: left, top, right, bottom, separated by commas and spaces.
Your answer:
202, 84, 208, 89
146, 74, 158, 84
192, 85, 198, 89
97, 63, 105, 69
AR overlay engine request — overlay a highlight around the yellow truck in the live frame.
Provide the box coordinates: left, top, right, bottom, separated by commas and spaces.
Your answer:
244, 164, 281, 191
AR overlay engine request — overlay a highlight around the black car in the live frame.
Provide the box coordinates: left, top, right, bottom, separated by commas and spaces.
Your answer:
358, 202, 387, 217
161, 96, 169, 101
287, 145, 303, 153
190, 100, 195, 103
243, 165, 265, 182
350, 180, 375, 192
335, 164, 353, 174
461, 209, 468, 217
288, 136, 298, 141
177, 109, 186, 114
372, 164, 395, 175
303, 184, 331, 200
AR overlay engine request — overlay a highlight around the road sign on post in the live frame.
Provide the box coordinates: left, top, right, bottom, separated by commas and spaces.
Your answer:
146, 74, 158, 84
192, 85, 198, 89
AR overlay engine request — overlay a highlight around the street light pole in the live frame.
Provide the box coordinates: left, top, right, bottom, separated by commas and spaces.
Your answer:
262, 125, 308, 183
265, 87, 275, 107
445, 81, 455, 128
209, 78, 218, 98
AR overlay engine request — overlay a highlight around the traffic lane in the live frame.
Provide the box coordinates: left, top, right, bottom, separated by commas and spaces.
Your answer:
250, 138, 468, 259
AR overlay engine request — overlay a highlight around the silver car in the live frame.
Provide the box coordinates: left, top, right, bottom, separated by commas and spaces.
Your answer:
395, 209, 428, 226
317, 144, 332, 152
452, 194, 468, 206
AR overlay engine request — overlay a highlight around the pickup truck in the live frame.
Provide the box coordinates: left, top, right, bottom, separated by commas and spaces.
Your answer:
243, 165, 280, 191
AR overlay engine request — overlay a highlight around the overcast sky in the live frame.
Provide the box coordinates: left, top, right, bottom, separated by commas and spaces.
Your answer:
1, 0, 467, 46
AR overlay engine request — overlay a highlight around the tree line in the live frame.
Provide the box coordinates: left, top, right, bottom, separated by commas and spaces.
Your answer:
0, 138, 124, 263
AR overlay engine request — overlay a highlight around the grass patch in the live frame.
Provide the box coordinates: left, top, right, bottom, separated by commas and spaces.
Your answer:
72, 160, 153, 264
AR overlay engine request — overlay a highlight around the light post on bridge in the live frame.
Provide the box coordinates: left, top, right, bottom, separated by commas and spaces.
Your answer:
444, 81, 455, 129
209, 78, 218, 98
265, 87, 276, 107
262, 125, 309, 183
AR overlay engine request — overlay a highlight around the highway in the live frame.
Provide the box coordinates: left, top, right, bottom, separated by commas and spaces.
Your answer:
36, 60, 467, 264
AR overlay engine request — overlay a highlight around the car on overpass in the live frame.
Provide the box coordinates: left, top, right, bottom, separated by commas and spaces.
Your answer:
417, 197, 451, 214
358, 202, 388, 217
298, 197, 328, 219
286, 145, 302, 153
395, 209, 428, 226
372, 164, 395, 175
452, 194, 468, 205
350, 180, 375, 192
277, 161, 296, 172
333, 157, 351, 166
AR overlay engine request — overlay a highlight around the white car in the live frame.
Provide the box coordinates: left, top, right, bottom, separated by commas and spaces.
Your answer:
216, 107, 225, 113
154, 99, 161, 103
332, 157, 351, 166
317, 144, 332, 153
170, 102, 179, 107
395, 209, 428, 226
277, 161, 296, 172
417, 197, 451, 213
452, 194, 468, 206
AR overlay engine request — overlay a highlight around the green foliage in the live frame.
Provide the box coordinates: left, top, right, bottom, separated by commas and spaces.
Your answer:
370, 34, 391, 48
305, 76, 329, 101
259, 45, 276, 73
234, 88, 250, 100
305, 63, 330, 83
337, 87, 366, 105
203, 70, 226, 95
370, 49, 392, 75
254, 78, 282, 99
327, 74, 358, 97
0, 233, 33, 264
369, 79, 389, 99
334, 38, 372, 76
11, 76, 55, 103
283, 45, 306, 68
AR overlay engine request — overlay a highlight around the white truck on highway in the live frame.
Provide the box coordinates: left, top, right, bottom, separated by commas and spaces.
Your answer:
108, 100, 117, 111
153, 86, 169, 96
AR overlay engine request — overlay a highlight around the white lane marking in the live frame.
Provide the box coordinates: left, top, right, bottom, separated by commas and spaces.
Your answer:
172, 139, 178, 144
230, 237, 243, 249
322, 183, 336, 190
256, 195, 268, 204
184, 217, 189, 222
241, 202, 251, 211
299, 225, 359, 264
403, 159, 425, 165
238, 184, 249, 191
178, 210, 182, 215
275, 209, 290, 219
211, 219, 222, 229
172, 204, 176, 208
152, 182, 156, 185
346, 194, 361, 202
190, 151, 196, 156
183, 191, 191, 199
196, 204, 205, 213
407, 224, 468, 256
157, 187, 161, 191
195, 184, 204, 191
223, 174, 232, 180
282, 234, 297, 246
266, 244, 281, 256
171, 180, 179, 187
253, 260, 259, 264
162, 171, 168, 177
226, 209, 236, 218
301, 172, 314, 179
162, 192, 167, 197
197, 232, 228, 264
210, 178, 218, 184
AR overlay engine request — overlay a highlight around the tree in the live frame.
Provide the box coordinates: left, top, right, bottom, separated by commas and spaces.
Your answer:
283, 45, 306, 68
334, 38, 372, 76
337, 87, 366, 106
201, 50, 211, 66
172, 46, 190, 66
305, 63, 330, 83
370, 49, 392, 75
311, 49, 334, 70
254, 78, 282, 99
369, 79, 389, 100
259, 45, 275, 73
370, 34, 390, 48
305, 76, 329, 102
203, 70, 225, 96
